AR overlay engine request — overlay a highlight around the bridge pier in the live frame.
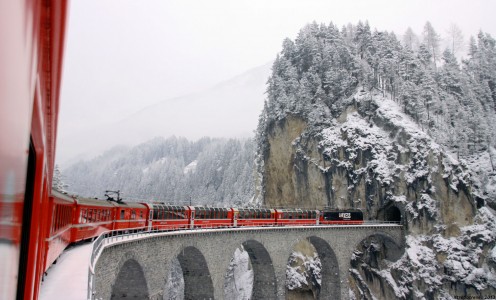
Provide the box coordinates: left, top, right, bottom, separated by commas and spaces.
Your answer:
92, 225, 404, 300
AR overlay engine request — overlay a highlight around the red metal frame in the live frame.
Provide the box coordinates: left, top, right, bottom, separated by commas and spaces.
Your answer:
0, 1, 68, 299
44, 192, 76, 271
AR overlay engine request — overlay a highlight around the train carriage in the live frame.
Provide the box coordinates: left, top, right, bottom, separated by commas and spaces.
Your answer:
112, 202, 148, 231
190, 206, 233, 228
319, 209, 364, 225
275, 209, 320, 226
145, 203, 191, 231
233, 208, 276, 227
44, 191, 76, 271
72, 198, 115, 242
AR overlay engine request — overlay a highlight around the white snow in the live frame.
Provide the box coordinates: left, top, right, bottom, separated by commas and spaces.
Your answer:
224, 246, 253, 300
286, 251, 321, 291
0, 243, 18, 300
183, 160, 198, 174
39, 242, 93, 300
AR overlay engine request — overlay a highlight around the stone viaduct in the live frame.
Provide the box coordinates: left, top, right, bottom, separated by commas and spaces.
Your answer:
91, 225, 404, 300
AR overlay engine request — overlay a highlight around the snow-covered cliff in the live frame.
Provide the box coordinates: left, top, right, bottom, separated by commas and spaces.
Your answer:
255, 21, 496, 298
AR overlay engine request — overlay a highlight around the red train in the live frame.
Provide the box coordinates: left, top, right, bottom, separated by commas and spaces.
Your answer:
43, 190, 364, 278
0, 2, 363, 299
1, 1, 68, 299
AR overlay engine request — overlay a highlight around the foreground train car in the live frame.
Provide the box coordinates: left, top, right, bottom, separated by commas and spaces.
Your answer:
0, 1, 68, 299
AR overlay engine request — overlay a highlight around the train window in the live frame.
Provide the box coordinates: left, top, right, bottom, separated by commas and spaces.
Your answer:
140, 211, 143, 219
131, 210, 136, 220
120, 209, 125, 220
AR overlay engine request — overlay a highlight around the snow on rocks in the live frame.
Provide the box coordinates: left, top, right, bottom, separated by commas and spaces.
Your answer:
286, 251, 322, 292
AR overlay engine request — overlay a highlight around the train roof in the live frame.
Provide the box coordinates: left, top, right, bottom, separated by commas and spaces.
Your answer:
113, 201, 147, 209
147, 203, 189, 210
192, 206, 230, 211
235, 207, 275, 213
275, 208, 318, 212
75, 197, 116, 207
50, 190, 76, 204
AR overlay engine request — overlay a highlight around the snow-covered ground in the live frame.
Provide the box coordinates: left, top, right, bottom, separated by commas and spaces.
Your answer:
0, 242, 18, 300
39, 242, 92, 300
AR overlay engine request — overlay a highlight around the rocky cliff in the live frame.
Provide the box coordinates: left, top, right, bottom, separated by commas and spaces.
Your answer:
255, 22, 496, 299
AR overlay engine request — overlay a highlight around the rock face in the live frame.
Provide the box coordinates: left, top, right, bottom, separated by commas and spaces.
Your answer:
255, 21, 496, 299
262, 91, 476, 235
257, 90, 496, 299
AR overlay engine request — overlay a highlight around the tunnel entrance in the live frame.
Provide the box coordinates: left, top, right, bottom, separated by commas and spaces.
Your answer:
111, 259, 148, 299
177, 246, 214, 300
384, 206, 402, 223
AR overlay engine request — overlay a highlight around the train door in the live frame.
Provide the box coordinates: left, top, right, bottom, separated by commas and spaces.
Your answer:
190, 210, 195, 229
233, 210, 239, 227
148, 208, 153, 231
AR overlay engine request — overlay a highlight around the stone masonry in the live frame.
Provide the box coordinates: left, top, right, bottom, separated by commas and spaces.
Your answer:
92, 225, 404, 300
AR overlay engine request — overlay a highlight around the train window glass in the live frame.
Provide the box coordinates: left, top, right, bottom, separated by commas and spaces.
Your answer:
140, 211, 143, 219
120, 209, 125, 220
131, 210, 136, 220
153, 210, 157, 219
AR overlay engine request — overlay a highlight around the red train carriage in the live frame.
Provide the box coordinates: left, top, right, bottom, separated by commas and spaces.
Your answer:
0, 1, 68, 299
319, 209, 364, 225
144, 203, 191, 231
44, 191, 76, 272
112, 202, 148, 230
72, 197, 116, 242
275, 209, 320, 226
233, 208, 276, 227
190, 206, 233, 228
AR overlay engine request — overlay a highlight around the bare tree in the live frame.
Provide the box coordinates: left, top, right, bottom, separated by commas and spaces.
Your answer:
446, 23, 465, 57
403, 27, 419, 51
423, 22, 441, 69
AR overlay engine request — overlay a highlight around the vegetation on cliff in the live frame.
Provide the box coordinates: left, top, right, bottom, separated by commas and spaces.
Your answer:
256, 21, 496, 298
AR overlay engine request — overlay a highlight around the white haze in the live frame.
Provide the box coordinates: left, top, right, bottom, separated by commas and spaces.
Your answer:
56, 0, 496, 166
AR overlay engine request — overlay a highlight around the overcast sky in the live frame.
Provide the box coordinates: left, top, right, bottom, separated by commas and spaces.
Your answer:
57, 0, 496, 163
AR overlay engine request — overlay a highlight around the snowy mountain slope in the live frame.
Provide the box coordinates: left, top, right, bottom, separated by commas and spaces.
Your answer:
57, 62, 272, 166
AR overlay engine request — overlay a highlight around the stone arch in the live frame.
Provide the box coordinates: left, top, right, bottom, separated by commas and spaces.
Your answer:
241, 239, 277, 300
177, 246, 214, 300
111, 258, 149, 299
306, 236, 340, 300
